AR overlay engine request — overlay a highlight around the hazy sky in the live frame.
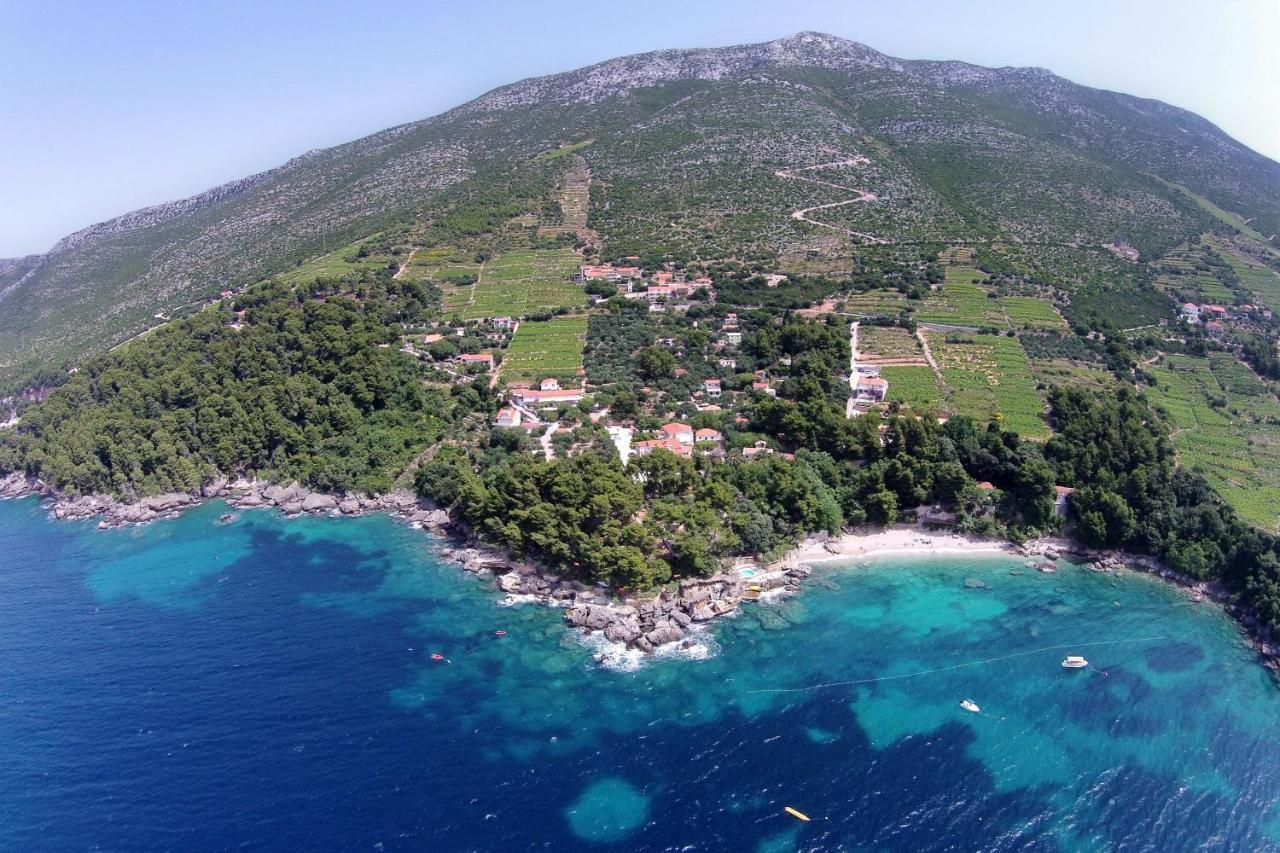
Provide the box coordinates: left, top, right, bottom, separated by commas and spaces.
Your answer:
1, 0, 1277, 257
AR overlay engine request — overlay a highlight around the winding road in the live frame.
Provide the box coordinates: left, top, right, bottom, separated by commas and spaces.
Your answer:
774, 157, 887, 245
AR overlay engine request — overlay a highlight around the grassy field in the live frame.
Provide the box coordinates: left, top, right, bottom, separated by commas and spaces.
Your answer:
535, 140, 593, 161
881, 365, 943, 410
1146, 354, 1280, 531
420, 248, 583, 319
501, 315, 589, 384
929, 332, 1048, 438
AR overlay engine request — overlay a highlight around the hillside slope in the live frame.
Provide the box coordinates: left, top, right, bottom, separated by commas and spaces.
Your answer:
3, 31, 1278, 387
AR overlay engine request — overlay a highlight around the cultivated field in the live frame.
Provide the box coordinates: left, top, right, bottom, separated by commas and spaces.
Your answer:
918, 264, 1066, 331
501, 315, 589, 384
421, 248, 583, 319
1146, 354, 1280, 531
881, 365, 943, 410
843, 289, 911, 317
928, 332, 1048, 438
857, 325, 924, 363
277, 242, 390, 286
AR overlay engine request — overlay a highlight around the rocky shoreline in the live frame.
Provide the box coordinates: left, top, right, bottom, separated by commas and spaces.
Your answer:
1019, 539, 1280, 673
0, 471, 812, 656
4, 470, 1278, 667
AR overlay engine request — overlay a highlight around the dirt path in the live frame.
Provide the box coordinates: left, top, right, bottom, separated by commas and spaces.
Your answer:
540, 421, 558, 461
464, 260, 487, 309
774, 157, 887, 245
846, 320, 860, 417
392, 247, 418, 280
916, 328, 949, 393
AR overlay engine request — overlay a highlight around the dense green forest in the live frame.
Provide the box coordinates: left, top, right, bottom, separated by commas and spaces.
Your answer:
0, 271, 454, 496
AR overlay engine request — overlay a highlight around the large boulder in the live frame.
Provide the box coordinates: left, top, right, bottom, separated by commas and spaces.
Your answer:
497, 573, 524, 593
301, 493, 337, 513
605, 623, 642, 644
142, 492, 191, 512
645, 623, 684, 646
565, 605, 613, 631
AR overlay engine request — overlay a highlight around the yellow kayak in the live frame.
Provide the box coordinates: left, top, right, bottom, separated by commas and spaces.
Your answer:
784, 806, 811, 822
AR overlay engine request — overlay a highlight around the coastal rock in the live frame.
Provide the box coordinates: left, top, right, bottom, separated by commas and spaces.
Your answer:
689, 601, 717, 622
338, 498, 361, 514
497, 573, 524, 593
142, 492, 192, 512
645, 623, 684, 645
422, 509, 450, 528
672, 610, 693, 628
565, 605, 613, 631
605, 623, 642, 644
0, 472, 43, 499
300, 493, 337, 513
201, 476, 229, 498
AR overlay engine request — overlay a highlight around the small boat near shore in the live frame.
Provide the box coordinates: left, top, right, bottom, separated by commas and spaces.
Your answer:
1061, 655, 1088, 669
960, 699, 981, 713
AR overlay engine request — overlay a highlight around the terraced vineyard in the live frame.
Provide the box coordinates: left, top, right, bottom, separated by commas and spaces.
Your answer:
857, 325, 924, 363
916, 268, 1004, 328
276, 242, 394, 286
501, 315, 589, 384
918, 264, 1065, 331
423, 248, 583, 319
1146, 354, 1280, 531
881, 365, 943, 410
1153, 239, 1238, 305
1213, 237, 1280, 313
928, 332, 1048, 438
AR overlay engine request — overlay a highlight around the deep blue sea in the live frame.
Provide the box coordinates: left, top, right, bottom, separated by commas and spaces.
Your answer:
2, 496, 1280, 851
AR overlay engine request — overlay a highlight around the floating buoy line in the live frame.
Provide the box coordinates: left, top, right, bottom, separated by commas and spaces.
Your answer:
747, 636, 1168, 695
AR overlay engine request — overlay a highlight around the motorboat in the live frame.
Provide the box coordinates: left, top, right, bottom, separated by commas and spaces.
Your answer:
1061, 655, 1088, 669
960, 699, 981, 713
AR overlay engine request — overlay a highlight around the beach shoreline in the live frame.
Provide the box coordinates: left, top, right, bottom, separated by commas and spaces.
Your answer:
780, 528, 1016, 567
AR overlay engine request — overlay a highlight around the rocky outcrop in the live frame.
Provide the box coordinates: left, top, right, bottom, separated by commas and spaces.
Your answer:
549, 565, 815, 653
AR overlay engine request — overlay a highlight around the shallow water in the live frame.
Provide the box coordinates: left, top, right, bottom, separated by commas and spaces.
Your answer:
1, 497, 1278, 851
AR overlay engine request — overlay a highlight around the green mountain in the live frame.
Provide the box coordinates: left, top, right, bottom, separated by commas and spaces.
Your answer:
3, 32, 1278, 389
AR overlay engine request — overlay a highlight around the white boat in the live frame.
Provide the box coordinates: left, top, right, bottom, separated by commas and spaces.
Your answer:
960, 699, 981, 713
1061, 655, 1088, 669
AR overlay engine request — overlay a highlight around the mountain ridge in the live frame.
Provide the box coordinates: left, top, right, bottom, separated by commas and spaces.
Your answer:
2, 31, 1278, 389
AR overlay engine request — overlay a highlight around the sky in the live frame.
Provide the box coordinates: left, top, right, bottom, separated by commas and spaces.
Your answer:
1, 0, 1277, 257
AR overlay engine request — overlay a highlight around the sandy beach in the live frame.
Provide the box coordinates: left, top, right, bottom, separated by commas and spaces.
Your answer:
779, 526, 1016, 567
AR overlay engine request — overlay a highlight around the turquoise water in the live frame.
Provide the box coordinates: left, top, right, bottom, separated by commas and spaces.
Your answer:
1, 496, 1278, 850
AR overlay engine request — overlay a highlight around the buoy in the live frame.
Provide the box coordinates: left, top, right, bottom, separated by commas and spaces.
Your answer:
784, 806, 811, 822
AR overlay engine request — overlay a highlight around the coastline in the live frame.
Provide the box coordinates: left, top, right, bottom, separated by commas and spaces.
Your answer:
3, 470, 1277, 671
779, 528, 1016, 566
